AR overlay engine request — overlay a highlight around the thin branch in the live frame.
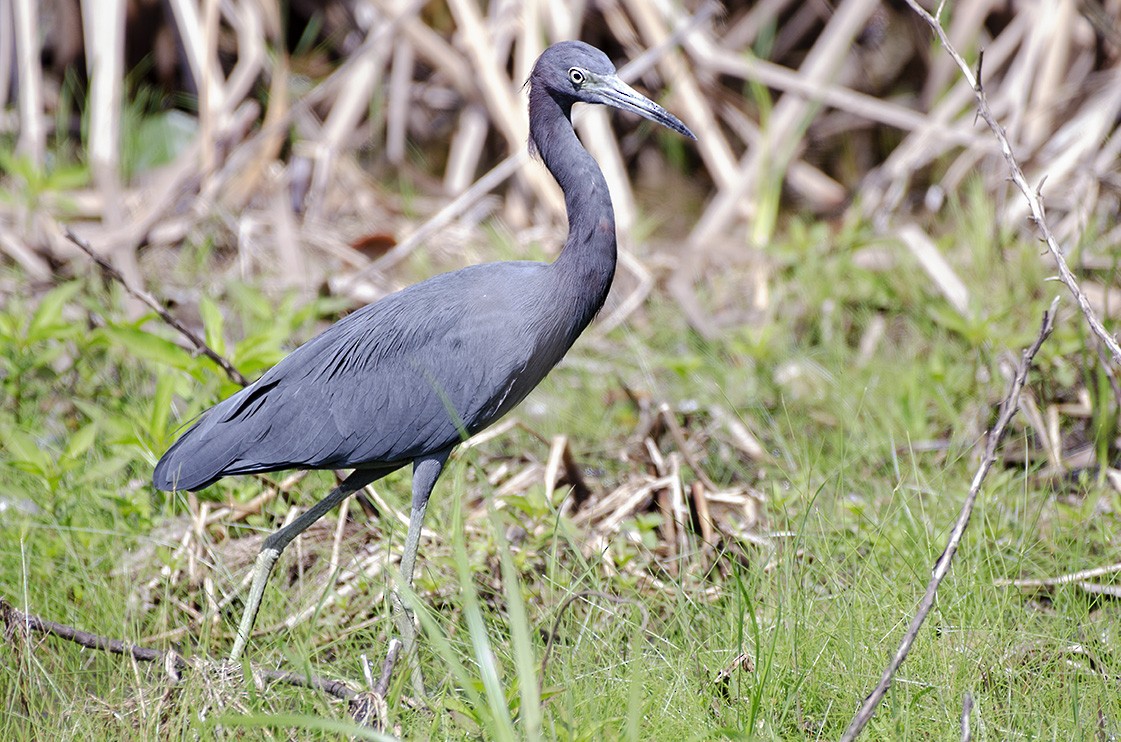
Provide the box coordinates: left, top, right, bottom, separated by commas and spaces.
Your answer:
840, 297, 1059, 741
2, 596, 188, 670
373, 638, 401, 698
902, 0, 1121, 367
960, 692, 973, 742
995, 561, 1121, 588
0, 598, 381, 722
64, 227, 249, 387
257, 667, 357, 700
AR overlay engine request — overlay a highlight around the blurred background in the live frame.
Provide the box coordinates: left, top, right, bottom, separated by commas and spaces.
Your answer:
3, 1, 1121, 738
5, 0, 1117, 321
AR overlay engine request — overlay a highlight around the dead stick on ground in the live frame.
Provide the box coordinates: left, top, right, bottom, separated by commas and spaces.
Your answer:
64, 227, 249, 387
994, 561, 1121, 588
0, 598, 376, 720
374, 638, 402, 697
902, 0, 1121, 366
840, 297, 1058, 741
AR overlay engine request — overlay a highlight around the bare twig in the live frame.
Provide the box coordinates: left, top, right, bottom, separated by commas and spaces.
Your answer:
64, 227, 249, 387
256, 667, 356, 700
960, 692, 974, 742
0, 598, 386, 724
12, 0, 45, 166
2, 596, 187, 670
840, 297, 1059, 741
903, 0, 1121, 366
995, 561, 1121, 588
374, 638, 401, 698
658, 402, 720, 492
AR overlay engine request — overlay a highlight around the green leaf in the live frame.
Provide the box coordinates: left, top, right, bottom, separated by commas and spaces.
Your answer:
79, 455, 134, 485
226, 283, 272, 321
63, 422, 98, 461
149, 373, 176, 441
0, 310, 18, 340
231, 334, 287, 375
99, 325, 195, 370
26, 281, 83, 342
0, 426, 53, 476
45, 162, 90, 191
198, 295, 226, 355
491, 506, 542, 739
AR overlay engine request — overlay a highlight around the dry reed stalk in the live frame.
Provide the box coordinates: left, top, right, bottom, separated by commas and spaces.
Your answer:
222, 2, 266, 115
0, 226, 51, 280
386, 37, 416, 166
716, 100, 845, 209
700, 44, 988, 150
446, 0, 564, 217
594, 249, 654, 334
306, 25, 393, 220
12, 0, 44, 167
165, 0, 216, 169
80, 0, 125, 228
0, 3, 12, 111
579, 109, 638, 231
864, 10, 1030, 220
543, 435, 570, 507
896, 223, 970, 315
664, 0, 885, 337
378, 6, 472, 93
625, 0, 739, 191
1003, 76, 1121, 229
922, 0, 998, 106
600, 0, 642, 60
691, 481, 715, 547
444, 105, 491, 195
907, 0, 1121, 366
222, 51, 289, 211
996, 561, 1121, 589
722, 0, 798, 50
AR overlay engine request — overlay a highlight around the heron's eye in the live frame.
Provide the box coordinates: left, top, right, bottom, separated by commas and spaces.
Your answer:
568, 68, 585, 85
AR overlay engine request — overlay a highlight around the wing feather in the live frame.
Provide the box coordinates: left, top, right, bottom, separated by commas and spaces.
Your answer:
154, 262, 567, 491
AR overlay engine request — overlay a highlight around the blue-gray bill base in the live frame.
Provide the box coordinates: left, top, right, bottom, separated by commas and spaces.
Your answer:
154, 40, 695, 689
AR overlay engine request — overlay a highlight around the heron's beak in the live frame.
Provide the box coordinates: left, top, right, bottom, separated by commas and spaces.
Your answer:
593, 75, 697, 140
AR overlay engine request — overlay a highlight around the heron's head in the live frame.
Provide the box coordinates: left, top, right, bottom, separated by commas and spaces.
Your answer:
530, 41, 696, 140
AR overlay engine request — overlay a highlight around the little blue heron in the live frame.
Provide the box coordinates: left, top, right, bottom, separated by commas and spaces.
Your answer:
153, 40, 695, 674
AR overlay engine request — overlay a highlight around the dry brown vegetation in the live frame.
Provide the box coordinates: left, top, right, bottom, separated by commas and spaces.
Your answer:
5, 1, 1120, 320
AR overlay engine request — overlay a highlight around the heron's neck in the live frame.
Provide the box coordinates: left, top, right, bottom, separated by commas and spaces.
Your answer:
529, 86, 617, 327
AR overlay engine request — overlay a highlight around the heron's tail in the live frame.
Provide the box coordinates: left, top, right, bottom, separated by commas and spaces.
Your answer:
152, 376, 289, 491
152, 411, 234, 491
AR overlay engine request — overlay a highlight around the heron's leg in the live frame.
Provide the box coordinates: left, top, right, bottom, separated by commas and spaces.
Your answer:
228, 469, 381, 663
388, 449, 451, 696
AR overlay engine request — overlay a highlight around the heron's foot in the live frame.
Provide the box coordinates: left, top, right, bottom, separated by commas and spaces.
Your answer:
389, 589, 428, 700
191, 655, 239, 678
349, 690, 391, 731
191, 656, 258, 690
176, 656, 257, 715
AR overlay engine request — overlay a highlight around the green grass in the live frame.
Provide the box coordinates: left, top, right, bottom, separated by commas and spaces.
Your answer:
2, 184, 1120, 739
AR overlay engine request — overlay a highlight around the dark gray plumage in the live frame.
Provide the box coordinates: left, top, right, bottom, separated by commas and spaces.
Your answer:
153, 262, 583, 491
152, 40, 695, 683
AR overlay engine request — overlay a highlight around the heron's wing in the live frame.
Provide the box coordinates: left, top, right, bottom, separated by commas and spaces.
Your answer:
154, 263, 561, 490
